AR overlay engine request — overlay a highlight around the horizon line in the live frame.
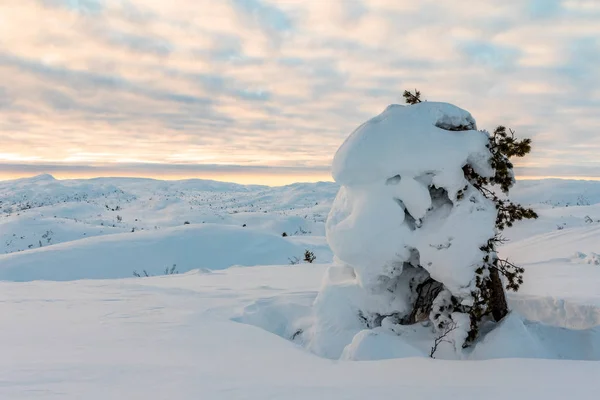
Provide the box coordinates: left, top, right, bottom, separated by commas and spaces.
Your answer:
3, 171, 600, 187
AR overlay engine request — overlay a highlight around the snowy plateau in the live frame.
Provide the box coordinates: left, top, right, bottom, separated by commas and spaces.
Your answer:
1, 105, 600, 398
1, 173, 599, 399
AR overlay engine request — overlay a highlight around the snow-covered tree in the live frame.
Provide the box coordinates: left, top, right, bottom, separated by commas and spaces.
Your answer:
307, 94, 536, 358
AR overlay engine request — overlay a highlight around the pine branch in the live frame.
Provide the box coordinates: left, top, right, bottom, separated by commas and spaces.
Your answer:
492, 258, 524, 291
403, 89, 422, 105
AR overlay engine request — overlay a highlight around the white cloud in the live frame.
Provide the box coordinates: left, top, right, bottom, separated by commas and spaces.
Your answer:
0, 0, 599, 179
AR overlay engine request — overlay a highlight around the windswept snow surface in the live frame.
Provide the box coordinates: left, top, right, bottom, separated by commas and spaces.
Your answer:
1, 174, 600, 398
0, 224, 333, 281
2, 267, 599, 399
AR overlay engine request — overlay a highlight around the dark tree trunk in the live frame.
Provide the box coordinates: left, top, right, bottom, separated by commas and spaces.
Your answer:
487, 267, 508, 321
402, 278, 444, 325
403, 270, 509, 327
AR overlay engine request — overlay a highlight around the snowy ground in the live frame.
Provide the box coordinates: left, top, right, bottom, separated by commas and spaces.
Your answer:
1, 175, 600, 398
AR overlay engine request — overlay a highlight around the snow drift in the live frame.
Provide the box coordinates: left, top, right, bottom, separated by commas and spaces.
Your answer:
0, 224, 332, 281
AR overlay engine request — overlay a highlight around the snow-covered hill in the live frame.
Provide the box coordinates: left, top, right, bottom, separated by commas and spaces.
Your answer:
0, 175, 599, 398
4, 174, 600, 256
0, 224, 333, 281
1, 175, 336, 254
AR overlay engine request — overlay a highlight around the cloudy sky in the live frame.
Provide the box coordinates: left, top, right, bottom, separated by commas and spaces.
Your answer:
1, 0, 599, 184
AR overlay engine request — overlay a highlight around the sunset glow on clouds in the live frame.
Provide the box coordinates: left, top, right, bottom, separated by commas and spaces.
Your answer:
1, 0, 599, 184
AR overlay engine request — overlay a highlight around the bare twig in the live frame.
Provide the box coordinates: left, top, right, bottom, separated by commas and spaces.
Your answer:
429, 322, 458, 358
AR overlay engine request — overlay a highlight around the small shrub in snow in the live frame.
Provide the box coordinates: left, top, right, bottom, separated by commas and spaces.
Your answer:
291, 329, 303, 341
133, 264, 178, 277
289, 251, 316, 264
577, 195, 590, 206
42, 230, 53, 243
294, 226, 310, 235
429, 321, 458, 359
303, 250, 316, 263
164, 264, 178, 275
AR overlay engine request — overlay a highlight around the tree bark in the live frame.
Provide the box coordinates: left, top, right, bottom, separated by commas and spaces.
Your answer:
488, 267, 508, 321
403, 278, 444, 325
403, 269, 508, 326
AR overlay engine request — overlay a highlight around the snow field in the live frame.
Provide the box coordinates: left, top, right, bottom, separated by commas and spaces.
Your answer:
1, 173, 600, 397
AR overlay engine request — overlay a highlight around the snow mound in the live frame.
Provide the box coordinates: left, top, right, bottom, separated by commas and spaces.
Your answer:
470, 313, 600, 360
0, 224, 331, 281
340, 329, 426, 360
332, 102, 488, 185
470, 313, 548, 359
327, 102, 495, 294
307, 102, 499, 356
306, 265, 369, 359
233, 293, 315, 343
